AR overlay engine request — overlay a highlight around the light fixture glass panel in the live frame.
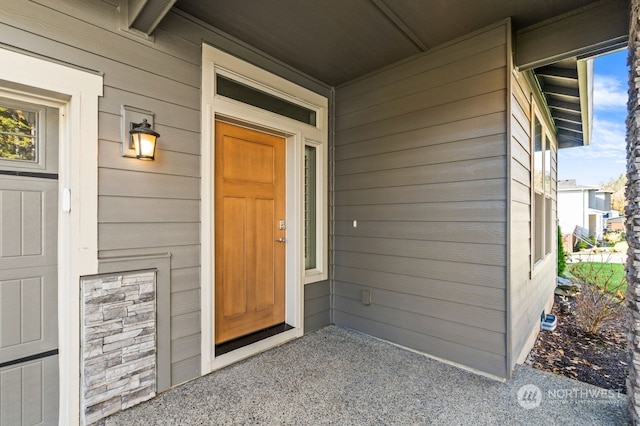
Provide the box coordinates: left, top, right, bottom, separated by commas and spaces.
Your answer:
131, 132, 156, 160
138, 134, 156, 158
0, 105, 38, 161
217, 75, 317, 126
304, 145, 317, 270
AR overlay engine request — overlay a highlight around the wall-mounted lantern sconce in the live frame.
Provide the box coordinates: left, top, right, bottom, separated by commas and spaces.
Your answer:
129, 119, 159, 160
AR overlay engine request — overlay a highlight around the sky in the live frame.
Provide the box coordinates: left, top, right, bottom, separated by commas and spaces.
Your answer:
557, 49, 627, 187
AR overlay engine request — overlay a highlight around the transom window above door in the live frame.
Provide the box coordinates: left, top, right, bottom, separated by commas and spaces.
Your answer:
216, 75, 317, 126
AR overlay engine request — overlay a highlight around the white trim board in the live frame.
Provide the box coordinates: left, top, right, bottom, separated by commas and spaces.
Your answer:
0, 47, 102, 426
200, 44, 328, 374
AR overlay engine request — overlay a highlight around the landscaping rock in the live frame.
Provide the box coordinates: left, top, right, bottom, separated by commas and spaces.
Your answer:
556, 276, 581, 296
557, 277, 573, 286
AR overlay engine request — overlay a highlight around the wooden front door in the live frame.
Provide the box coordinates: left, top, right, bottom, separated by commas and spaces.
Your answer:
215, 121, 286, 344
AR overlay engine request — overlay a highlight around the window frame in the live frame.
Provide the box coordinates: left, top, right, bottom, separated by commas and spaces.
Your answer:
302, 139, 327, 283
0, 98, 47, 171
531, 99, 556, 271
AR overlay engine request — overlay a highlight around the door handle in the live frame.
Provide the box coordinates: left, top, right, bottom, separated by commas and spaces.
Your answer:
276, 237, 286, 243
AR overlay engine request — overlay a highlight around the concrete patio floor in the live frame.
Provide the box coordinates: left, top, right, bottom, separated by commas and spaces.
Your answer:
105, 326, 629, 425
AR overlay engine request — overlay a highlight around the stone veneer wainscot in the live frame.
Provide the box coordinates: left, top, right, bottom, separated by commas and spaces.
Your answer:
81, 270, 157, 425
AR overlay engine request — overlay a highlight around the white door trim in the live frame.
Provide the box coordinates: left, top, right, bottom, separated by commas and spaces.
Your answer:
0, 47, 102, 426
201, 44, 328, 374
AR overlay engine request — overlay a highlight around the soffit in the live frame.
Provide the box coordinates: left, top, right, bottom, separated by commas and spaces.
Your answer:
534, 58, 591, 149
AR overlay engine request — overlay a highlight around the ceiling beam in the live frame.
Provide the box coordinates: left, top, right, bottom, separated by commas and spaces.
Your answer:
371, 0, 429, 52
543, 84, 580, 99
548, 99, 582, 113
552, 110, 583, 124
127, 0, 176, 35
555, 120, 583, 133
536, 66, 578, 80
514, 0, 629, 71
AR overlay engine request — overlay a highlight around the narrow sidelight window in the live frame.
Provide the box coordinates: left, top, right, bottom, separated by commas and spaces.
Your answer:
304, 145, 317, 270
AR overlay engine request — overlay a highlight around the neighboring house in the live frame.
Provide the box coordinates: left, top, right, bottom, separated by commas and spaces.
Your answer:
558, 179, 614, 241
0, 0, 629, 424
607, 215, 626, 231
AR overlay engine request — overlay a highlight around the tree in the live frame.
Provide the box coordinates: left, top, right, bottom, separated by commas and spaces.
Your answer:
601, 173, 626, 214
0, 106, 36, 161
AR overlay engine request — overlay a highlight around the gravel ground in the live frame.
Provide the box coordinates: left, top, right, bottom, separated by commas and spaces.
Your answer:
104, 326, 629, 425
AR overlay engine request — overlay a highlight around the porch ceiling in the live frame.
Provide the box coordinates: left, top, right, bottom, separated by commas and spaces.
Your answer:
165, 0, 628, 147
173, 0, 625, 85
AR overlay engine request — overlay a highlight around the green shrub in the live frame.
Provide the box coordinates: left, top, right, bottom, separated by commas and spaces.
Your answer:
574, 235, 596, 251
558, 226, 566, 277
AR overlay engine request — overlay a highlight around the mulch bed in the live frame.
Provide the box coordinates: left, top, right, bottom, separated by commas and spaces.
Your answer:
525, 295, 630, 392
